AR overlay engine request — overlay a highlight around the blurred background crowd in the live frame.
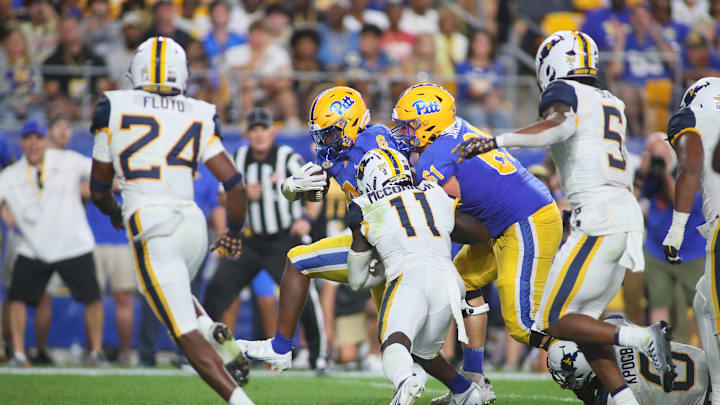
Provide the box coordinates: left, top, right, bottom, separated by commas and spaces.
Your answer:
0, 0, 713, 373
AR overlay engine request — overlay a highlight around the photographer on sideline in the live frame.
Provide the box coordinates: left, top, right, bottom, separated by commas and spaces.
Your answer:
637, 132, 705, 342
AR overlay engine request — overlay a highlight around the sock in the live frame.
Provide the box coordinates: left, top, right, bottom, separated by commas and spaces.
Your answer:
381, 343, 414, 389
14, 351, 27, 362
197, 315, 214, 339
610, 385, 639, 405
462, 347, 485, 374
712, 383, 720, 405
228, 388, 253, 405
615, 326, 650, 349
270, 332, 293, 355
448, 374, 472, 394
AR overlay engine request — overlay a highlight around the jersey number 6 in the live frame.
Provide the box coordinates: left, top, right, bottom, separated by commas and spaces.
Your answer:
119, 115, 202, 181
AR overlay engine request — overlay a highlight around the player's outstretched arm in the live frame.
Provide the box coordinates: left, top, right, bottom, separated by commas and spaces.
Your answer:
207, 152, 248, 259
663, 131, 704, 264
713, 137, 720, 173
90, 160, 123, 230
451, 210, 491, 245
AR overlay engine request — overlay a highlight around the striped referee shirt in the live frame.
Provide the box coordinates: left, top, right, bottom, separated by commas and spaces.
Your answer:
232, 144, 304, 237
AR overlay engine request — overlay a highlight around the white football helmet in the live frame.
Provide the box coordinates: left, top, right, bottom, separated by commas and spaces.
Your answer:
547, 340, 596, 390
535, 30, 599, 92
356, 148, 412, 195
129, 37, 188, 95
680, 77, 720, 110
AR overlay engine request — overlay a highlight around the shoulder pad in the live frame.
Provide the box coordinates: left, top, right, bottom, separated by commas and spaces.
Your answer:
539, 80, 578, 116
90, 95, 111, 134
667, 107, 697, 144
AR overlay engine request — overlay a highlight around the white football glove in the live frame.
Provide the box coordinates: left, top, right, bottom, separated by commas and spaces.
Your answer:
283, 162, 327, 193
662, 210, 689, 265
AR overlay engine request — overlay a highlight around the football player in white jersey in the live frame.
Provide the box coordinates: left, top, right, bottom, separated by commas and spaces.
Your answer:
547, 315, 709, 405
455, 30, 675, 404
89, 37, 253, 405
662, 77, 720, 405
346, 148, 493, 405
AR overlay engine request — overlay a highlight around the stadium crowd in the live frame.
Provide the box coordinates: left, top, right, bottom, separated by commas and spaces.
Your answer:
0, 0, 713, 375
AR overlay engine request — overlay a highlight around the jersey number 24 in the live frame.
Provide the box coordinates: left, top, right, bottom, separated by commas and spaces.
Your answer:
119, 115, 202, 180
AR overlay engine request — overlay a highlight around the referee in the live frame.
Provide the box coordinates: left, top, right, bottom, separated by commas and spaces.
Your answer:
204, 108, 327, 370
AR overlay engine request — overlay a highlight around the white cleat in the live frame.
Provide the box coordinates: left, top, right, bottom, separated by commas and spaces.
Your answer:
431, 371, 495, 405
449, 382, 494, 405
643, 321, 677, 393
236, 338, 292, 372
390, 374, 425, 405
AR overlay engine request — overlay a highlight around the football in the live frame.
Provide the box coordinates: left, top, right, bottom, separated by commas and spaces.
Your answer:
302, 168, 329, 202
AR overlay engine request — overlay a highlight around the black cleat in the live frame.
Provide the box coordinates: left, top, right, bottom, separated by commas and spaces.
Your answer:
212, 323, 250, 387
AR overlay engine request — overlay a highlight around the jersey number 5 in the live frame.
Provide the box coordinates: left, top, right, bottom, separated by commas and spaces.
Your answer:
389, 192, 441, 238
602, 106, 627, 171
119, 115, 202, 181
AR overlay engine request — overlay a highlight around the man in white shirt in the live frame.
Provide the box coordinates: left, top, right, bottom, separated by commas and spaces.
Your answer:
399, 0, 439, 35
1, 121, 104, 367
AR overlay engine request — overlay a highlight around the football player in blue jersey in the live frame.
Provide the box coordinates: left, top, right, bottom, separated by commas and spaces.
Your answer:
391, 83, 563, 405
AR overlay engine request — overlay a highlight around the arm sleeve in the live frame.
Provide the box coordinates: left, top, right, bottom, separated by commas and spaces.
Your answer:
666, 107, 698, 146
538, 80, 578, 116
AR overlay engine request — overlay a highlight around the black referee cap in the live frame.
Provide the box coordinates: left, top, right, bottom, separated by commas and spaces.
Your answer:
246, 107, 274, 129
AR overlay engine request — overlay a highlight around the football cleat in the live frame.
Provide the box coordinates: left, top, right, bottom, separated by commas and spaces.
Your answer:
644, 321, 677, 393
390, 373, 426, 405
236, 338, 292, 372
431, 371, 495, 405
209, 323, 250, 386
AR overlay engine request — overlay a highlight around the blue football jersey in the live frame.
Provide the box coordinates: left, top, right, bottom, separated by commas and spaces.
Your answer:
317, 123, 399, 200
415, 118, 553, 238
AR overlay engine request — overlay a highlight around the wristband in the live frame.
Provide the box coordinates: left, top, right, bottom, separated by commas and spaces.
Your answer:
223, 173, 243, 191
301, 214, 314, 224
90, 178, 112, 192
669, 210, 690, 231
228, 220, 244, 233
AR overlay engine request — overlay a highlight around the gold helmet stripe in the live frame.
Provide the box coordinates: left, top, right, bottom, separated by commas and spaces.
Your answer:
573, 31, 590, 68
377, 149, 399, 176
159, 37, 168, 84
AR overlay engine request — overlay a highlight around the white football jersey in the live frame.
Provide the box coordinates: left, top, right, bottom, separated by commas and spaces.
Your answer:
544, 79, 634, 207
605, 316, 708, 405
349, 181, 457, 281
91, 90, 226, 218
668, 107, 720, 222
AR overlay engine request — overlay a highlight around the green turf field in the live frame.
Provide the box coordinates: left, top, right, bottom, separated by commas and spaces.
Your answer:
0, 369, 581, 404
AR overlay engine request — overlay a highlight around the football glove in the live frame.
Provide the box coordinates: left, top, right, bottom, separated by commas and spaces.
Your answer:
452, 137, 498, 162
283, 162, 327, 193
211, 230, 243, 259
661, 210, 689, 265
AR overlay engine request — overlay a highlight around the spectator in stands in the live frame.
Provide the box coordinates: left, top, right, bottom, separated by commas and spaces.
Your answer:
203, 0, 246, 66
344, 24, 394, 112
1, 121, 105, 367
0, 29, 44, 123
42, 15, 111, 120
105, 11, 144, 89
143, 0, 192, 48
229, 0, 264, 35
226, 20, 298, 125
174, 0, 211, 40
290, 0, 319, 25
672, 0, 710, 25
343, 0, 389, 32
265, 3, 292, 49
290, 28, 327, 117
609, 5, 676, 136
435, 7, 468, 67
47, 115, 73, 149
683, 31, 720, 83
581, 0, 631, 51
652, 0, 691, 44
455, 29, 512, 131
186, 40, 227, 116
18, 0, 58, 65
399, 33, 452, 91
399, 0, 439, 35
317, 0, 359, 70
380, 0, 415, 63
82, 0, 121, 57
638, 132, 705, 343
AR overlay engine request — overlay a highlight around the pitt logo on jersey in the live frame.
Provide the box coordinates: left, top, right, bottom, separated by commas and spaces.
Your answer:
412, 100, 441, 115
329, 96, 355, 115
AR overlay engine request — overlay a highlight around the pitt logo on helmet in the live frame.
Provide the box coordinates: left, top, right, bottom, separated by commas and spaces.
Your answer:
329, 96, 355, 116
412, 100, 441, 115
